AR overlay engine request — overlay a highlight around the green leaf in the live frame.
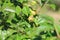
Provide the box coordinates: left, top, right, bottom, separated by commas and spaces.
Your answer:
22, 6, 30, 16
50, 4, 56, 10
18, 0, 24, 3
16, 6, 21, 15
18, 0, 27, 3
4, 8, 15, 12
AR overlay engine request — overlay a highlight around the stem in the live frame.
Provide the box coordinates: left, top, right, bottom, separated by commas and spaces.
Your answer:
36, 0, 49, 14
54, 23, 60, 38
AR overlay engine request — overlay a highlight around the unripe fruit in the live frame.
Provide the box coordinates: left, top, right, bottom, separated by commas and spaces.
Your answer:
28, 15, 34, 22
30, 9, 36, 15
31, 1, 37, 5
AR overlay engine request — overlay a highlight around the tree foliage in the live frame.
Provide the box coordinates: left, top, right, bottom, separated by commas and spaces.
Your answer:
0, 0, 60, 40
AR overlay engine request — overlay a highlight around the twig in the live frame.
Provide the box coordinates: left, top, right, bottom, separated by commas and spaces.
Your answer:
36, 0, 49, 14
